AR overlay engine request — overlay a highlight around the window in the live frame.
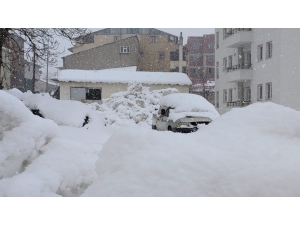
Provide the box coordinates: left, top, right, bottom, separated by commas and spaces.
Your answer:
193, 56, 198, 63
216, 62, 219, 79
208, 68, 215, 74
216, 32, 219, 49
223, 90, 227, 103
120, 46, 130, 53
216, 91, 219, 108
158, 51, 165, 59
266, 41, 272, 59
266, 82, 272, 100
257, 84, 263, 101
114, 36, 120, 41
28, 65, 30, 72
192, 42, 200, 50
228, 55, 232, 68
208, 42, 214, 49
228, 88, 233, 102
223, 57, 227, 71
257, 44, 263, 61
244, 87, 251, 101
193, 68, 199, 74
150, 36, 157, 43
208, 55, 215, 62
86, 88, 101, 100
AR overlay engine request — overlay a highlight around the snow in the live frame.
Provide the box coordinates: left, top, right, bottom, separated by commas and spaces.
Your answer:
90, 83, 180, 127
58, 69, 192, 85
6, 89, 104, 128
159, 93, 220, 121
82, 102, 300, 197
2, 83, 300, 197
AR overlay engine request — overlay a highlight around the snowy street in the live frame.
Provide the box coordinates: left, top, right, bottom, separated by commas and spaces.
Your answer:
1, 85, 300, 197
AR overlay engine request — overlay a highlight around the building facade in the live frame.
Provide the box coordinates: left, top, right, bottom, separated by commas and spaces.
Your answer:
1, 34, 25, 91
24, 61, 42, 92
186, 34, 215, 104
64, 28, 186, 73
215, 28, 300, 114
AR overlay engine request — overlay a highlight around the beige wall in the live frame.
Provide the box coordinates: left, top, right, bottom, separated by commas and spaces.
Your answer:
64, 36, 139, 70
71, 34, 180, 72
60, 81, 189, 101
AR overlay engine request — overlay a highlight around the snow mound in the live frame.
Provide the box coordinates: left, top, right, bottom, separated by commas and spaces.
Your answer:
92, 83, 180, 127
82, 102, 300, 197
0, 90, 59, 179
7, 90, 104, 129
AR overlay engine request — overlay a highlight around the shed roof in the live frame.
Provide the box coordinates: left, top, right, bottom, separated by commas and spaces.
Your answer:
58, 68, 192, 85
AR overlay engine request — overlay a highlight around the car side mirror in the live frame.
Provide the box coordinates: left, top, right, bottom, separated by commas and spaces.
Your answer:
161, 109, 166, 115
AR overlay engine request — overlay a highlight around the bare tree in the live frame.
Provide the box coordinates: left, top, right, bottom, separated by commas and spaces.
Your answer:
0, 28, 90, 91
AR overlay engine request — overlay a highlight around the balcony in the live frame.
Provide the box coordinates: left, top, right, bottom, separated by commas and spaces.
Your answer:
225, 64, 253, 82
223, 28, 252, 48
227, 100, 251, 108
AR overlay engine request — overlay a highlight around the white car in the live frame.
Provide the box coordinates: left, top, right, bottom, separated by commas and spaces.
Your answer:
152, 93, 220, 133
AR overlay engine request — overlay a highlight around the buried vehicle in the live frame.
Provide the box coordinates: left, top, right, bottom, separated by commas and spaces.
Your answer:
152, 93, 220, 133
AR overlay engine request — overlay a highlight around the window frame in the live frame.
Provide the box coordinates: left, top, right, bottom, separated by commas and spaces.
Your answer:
266, 41, 272, 59
85, 87, 102, 100
228, 88, 233, 102
120, 46, 130, 53
265, 82, 272, 100
150, 36, 158, 43
216, 61, 219, 79
223, 57, 227, 71
257, 84, 263, 101
114, 36, 121, 41
257, 44, 263, 61
223, 89, 227, 103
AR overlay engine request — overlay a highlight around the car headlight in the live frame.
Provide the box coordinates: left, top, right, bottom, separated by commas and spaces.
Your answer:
177, 122, 182, 127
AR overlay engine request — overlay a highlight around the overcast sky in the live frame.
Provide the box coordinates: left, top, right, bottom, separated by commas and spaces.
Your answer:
48, 28, 214, 73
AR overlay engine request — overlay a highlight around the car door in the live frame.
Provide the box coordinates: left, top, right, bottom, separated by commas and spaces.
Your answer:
157, 107, 169, 131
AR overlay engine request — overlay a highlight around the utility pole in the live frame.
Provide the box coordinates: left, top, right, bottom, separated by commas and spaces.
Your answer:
32, 44, 36, 93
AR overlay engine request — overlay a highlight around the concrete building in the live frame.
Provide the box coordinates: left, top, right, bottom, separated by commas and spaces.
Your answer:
24, 61, 42, 92
215, 28, 300, 114
186, 34, 215, 104
63, 28, 186, 73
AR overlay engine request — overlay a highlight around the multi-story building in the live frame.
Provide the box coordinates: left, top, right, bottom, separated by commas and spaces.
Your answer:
24, 61, 42, 92
1, 34, 25, 91
63, 28, 186, 73
215, 28, 300, 114
186, 34, 215, 104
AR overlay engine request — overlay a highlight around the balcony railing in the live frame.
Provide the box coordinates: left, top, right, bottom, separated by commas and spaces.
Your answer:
226, 64, 251, 72
225, 28, 252, 38
227, 101, 251, 107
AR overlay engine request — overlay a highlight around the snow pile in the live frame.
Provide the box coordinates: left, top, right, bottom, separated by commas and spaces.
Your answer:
58, 69, 192, 85
7, 89, 104, 129
0, 126, 110, 197
0, 90, 58, 179
82, 102, 300, 197
92, 83, 180, 127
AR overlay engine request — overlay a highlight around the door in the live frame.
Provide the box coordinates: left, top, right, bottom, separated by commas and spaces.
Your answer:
70, 87, 86, 101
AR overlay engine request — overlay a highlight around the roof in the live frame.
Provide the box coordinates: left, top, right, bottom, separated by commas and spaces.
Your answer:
58, 67, 192, 85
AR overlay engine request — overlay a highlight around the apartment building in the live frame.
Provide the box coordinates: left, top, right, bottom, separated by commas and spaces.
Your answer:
215, 28, 300, 114
64, 28, 186, 73
1, 34, 25, 91
186, 34, 215, 104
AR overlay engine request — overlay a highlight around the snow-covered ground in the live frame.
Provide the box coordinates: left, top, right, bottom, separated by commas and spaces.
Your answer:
1, 83, 300, 197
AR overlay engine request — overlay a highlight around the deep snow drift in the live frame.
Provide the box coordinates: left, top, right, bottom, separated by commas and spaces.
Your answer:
82, 102, 300, 197
2, 85, 300, 197
0, 90, 109, 196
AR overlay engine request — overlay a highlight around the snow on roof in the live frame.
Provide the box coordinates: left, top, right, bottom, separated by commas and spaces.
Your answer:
58, 69, 192, 85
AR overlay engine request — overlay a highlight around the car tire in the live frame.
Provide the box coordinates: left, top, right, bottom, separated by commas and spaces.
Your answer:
168, 126, 172, 131
152, 125, 157, 130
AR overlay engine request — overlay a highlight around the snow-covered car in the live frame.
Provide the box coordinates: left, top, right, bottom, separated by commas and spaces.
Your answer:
152, 93, 220, 133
